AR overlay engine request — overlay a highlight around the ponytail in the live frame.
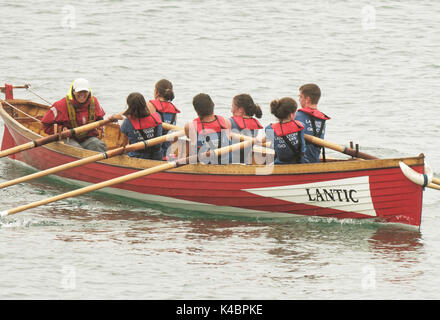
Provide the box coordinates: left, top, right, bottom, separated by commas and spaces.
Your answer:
254, 104, 262, 119
233, 93, 263, 118
270, 97, 297, 120
155, 79, 175, 101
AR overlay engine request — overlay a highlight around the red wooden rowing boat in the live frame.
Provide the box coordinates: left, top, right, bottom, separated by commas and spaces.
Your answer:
0, 96, 427, 227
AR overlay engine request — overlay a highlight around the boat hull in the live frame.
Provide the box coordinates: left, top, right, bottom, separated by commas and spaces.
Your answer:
0, 100, 424, 227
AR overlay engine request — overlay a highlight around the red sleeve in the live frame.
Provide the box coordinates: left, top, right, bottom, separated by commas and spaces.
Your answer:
41, 99, 69, 135
41, 107, 57, 135
41, 107, 55, 125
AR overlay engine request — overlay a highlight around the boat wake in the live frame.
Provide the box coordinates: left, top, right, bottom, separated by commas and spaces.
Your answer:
0, 216, 66, 229
0, 217, 33, 228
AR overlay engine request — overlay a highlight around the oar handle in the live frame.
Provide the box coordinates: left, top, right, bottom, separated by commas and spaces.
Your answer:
68, 117, 116, 136
427, 182, 440, 191
304, 134, 378, 160
48, 117, 116, 143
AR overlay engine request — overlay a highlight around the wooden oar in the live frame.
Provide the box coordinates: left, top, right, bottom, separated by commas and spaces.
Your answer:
0, 139, 253, 217
0, 117, 118, 159
0, 130, 186, 189
303, 135, 377, 160
427, 182, 440, 191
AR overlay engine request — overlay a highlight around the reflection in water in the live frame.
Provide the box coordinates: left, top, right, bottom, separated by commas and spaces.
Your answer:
368, 226, 426, 286
183, 218, 267, 241
368, 226, 423, 254
264, 220, 425, 263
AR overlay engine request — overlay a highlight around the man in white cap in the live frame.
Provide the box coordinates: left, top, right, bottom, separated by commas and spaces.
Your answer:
41, 78, 107, 152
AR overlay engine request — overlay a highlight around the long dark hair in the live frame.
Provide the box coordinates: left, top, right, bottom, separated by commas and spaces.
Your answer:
233, 93, 262, 118
123, 92, 150, 119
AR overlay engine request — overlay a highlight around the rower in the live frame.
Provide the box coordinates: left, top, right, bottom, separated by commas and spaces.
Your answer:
147, 79, 180, 160
41, 78, 107, 152
229, 93, 263, 164
294, 83, 330, 163
184, 93, 232, 164
265, 97, 306, 164
119, 92, 163, 160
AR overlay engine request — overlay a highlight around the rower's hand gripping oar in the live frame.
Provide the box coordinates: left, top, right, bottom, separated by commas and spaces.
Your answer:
0, 129, 186, 190
0, 139, 253, 217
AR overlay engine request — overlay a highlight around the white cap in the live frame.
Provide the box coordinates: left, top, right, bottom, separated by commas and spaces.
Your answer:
72, 78, 90, 92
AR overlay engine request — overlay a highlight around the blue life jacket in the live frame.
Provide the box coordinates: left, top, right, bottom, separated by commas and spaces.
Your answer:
265, 120, 306, 164
229, 116, 262, 164
295, 107, 330, 163
120, 112, 163, 160
149, 100, 180, 159
193, 115, 230, 164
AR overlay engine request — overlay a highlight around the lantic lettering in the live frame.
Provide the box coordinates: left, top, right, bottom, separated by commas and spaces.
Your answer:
306, 188, 359, 203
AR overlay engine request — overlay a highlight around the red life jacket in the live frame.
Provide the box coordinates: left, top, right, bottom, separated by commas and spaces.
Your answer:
128, 112, 162, 130
193, 116, 229, 164
149, 100, 180, 114
231, 116, 263, 130
297, 107, 330, 120
194, 115, 228, 134
271, 120, 304, 137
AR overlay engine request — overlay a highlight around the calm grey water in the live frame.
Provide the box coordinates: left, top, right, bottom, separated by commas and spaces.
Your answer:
1, 0, 440, 300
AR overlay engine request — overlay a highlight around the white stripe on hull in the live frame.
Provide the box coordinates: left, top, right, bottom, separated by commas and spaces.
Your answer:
244, 176, 377, 217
